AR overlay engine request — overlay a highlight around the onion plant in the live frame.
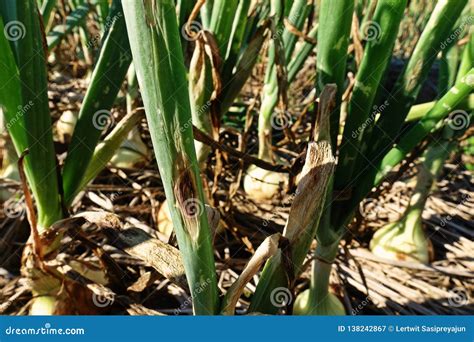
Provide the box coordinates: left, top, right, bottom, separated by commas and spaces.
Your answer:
302, 0, 408, 316
158, 0, 317, 230
244, 0, 317, 200
369, 138, 447, 264
122, 0, 220, 314
370, 112, 472, 263
371, 29, 474, 264
307, 0, 472, 316
306, 0, 472, 315
120, 0, 472, 316
122, 0, 327, 315
341, 0, 469, 240
120, 0, 474, 317
2, 0, 473, 317
249, 0, 473, 315
244, 0, 289, 200
0, 0, 143, 314
0, 0, 65, 314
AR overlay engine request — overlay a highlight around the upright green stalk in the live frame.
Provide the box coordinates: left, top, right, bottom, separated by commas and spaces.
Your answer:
257, 0, 284, 161
176, 0, 193, 54
438, 44, 460, 96
1, 0, 65, 315
287, 24, 318, 83
220, 0, 252, 84
330, 0, 469, 244
363, 0, 468, 165
0, 0, 62, 230
256, 0, 311, 161
292, 0, 355, 316
338, 68, 474, 231
244, 0, 295, 201
177, 0, 193, 29
122, 0, 219, 315
316, 0, 354, 150
68, 0, 93, 65
208, 0, 240, 57
318, 1, 407, 272
457, 31, 474, 81
62, 0, 132, 206
217, 3, 271, 118
372, 8, 472, 265
200, 0, 213, 29
334, 0, 407, 192
95, 0, 110, 31
218, 21, 268, 117
359, 0, 377, 29
281, 0, 311, 62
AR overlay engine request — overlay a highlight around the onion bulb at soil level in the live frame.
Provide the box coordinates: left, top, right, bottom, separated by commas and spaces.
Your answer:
369, 140, 450, 264
293, 242, 345, 315
243, 165, 288, 201
294, 289, 345, 315
369, 211, 430, 263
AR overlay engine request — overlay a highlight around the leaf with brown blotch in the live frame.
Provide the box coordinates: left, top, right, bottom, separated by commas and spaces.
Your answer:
284, 141, 335, 247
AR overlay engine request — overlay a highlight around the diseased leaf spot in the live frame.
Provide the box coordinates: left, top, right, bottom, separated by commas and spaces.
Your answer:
173, 155, 201, 240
